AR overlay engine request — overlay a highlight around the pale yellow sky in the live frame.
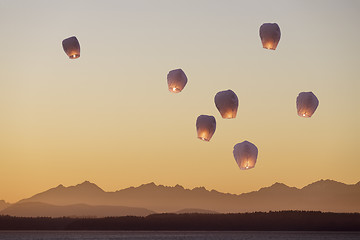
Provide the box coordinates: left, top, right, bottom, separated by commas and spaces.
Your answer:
0, 0, 359, 202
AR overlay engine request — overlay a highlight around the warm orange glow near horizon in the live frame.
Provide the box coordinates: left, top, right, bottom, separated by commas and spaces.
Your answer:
0, 0, 359, 203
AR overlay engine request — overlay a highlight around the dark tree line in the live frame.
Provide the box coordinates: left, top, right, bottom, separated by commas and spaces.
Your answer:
0, 211, 359, 231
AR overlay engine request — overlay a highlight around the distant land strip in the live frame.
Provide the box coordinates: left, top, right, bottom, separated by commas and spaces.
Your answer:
1, 211, 360, 231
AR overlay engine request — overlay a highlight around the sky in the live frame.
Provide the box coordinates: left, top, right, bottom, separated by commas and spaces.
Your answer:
0, 0, 359, 203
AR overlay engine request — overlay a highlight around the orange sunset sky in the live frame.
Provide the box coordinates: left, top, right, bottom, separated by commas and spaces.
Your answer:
1, 0, 359, 202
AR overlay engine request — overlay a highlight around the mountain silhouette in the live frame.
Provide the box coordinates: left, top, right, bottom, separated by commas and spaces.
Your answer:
1, 179, 359, 217
17, 181, 106, 206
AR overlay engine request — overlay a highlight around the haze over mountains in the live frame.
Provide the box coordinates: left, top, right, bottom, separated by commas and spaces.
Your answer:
1, 179, 359, 217
1, 202, 153, 218
0, 200, 10, 212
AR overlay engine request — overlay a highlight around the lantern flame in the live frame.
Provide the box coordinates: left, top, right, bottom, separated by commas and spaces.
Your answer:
69, 54, 80, 59
198, 131, 210, 141
225, 111, 235, 119
265, 42, 273, 50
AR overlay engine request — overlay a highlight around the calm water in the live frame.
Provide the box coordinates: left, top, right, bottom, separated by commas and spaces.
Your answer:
0, 231, 359, 240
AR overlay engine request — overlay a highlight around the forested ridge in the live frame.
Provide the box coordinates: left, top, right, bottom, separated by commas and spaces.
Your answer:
1, 211, 360, 231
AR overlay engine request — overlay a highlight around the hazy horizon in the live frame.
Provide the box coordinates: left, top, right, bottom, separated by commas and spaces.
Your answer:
1, 178, 359, 216
2, 178, 359, 205
2, 177, 357, 203
1, 0, 360, 203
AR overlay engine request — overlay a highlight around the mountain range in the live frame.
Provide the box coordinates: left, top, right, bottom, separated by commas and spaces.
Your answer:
1, 179, 359, 217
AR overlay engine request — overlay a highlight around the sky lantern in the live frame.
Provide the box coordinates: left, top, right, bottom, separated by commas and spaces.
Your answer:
233, 141, 258, 170
196, 115, 216, 142
214, 90, 238, 119
259, 23, 281, 50
296, 92, 319, 118
62, 36, 80, 59
167, 69, 187, 93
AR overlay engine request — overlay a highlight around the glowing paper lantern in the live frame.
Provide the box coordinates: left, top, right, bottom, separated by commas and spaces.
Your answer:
233, 141, 258, 170
62, 36, 80, 59
196, 115, 216, 142
167, 69, 187, 93
214, 90, 238, 119
259, 23, 281, 50
296, 92, 319, 118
